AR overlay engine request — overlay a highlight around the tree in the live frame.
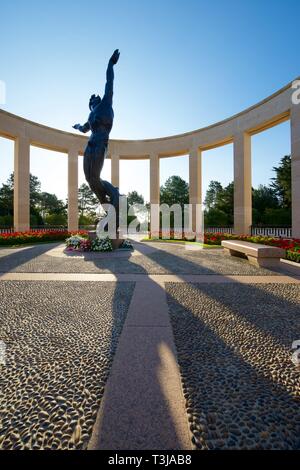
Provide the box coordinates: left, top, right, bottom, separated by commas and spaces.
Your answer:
271, 155, 291, 209
0, 181, 13, 217
78, 213, 96, 226
29, 174, 42, 209
78, 183, 98, 217
0, 173, 44, 225
204, 181, 234, 226
252, 185, 279, 224
204, 181, 223, 210
0, 177, 14, 226
216, 182, 234, 224
160, 176, 189, 208
44, 213, 67, 226
0, 172, 68, 227
263, 208, 291, 226
204, 208, 230, 226
39, 192, 67, 217
127, 191, 144, 206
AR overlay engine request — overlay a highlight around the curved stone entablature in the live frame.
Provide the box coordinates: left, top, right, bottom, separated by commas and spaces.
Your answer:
0, 78, 297, 157
0, 77, 299, 236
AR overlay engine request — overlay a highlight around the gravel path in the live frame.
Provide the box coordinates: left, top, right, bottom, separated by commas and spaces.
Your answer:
0, 281, 135, 450
166, 282, 300, 450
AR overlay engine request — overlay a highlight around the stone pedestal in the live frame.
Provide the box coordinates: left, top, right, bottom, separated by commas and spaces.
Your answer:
88, 231, 97, 241
111, 238, 124, 250
88, 231, 124, 250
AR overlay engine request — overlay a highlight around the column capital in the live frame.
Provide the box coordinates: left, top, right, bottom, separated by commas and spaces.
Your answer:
291, 103, 300, 161
149, 152, 159, 160
189, 146, 201, 156
68, 146, 79, 158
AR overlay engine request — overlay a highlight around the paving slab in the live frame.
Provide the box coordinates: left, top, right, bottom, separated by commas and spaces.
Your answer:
88, 281, 192, 450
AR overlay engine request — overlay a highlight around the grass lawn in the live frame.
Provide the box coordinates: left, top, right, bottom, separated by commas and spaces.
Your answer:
141, 237, 221, 249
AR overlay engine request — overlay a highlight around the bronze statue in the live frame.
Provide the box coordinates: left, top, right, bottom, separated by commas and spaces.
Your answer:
73, 49, 120, 227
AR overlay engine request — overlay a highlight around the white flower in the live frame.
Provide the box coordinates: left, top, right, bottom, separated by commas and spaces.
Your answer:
91, 236, 113, 252
66, 234, 85, 249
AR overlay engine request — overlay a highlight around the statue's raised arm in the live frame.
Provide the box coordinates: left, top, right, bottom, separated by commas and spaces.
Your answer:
103, 49, 120, 104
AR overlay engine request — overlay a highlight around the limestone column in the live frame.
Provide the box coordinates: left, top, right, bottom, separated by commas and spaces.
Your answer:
189, 147, 202, 235
234, 132, 252, 235
14, 135, 30, 232
150, 153, 160, 236
111, 154, 120, 188
68, 148, 79, 232
291, 104, 300, 238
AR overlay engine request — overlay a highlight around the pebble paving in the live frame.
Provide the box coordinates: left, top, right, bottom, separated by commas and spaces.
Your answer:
0, 281, 134, 450
166, 282, 300, 450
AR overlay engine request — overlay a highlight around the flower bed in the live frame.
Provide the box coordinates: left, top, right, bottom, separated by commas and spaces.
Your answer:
0, 230, 88, 246
149, 231, 300, 264
66, 234, 113, 252
65, 234, 133, 252
286, 250, 300, 264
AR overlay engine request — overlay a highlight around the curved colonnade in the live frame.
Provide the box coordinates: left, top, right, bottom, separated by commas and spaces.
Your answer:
0, 78, 299, 236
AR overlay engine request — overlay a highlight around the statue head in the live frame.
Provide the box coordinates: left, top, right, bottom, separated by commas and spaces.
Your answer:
89, 94, 101, 110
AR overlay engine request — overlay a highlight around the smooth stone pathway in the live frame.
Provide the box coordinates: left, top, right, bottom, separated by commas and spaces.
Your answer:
1, 272, 300, 283
88, 279, 192, 450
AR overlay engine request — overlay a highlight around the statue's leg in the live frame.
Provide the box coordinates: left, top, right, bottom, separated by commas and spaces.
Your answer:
101, 180, 120, 205
83, 143, 107, 204
101, 180, 120, 230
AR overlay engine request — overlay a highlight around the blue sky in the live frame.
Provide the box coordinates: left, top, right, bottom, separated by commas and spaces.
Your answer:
0, 0, 298, 202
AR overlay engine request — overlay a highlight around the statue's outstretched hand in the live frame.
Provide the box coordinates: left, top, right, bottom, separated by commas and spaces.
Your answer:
73, 124, 81, 131
110, 49, 120, 65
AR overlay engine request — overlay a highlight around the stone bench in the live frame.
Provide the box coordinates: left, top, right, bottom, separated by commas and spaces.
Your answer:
221, 240, 285, 268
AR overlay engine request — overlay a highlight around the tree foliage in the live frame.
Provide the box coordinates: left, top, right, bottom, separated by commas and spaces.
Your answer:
271, 155, 291, 209
78, 183, 98, 218
0, 173, 67, 227
160, 176, 189, 208
204, 181, 223, 210
127, 191, 144, 206
204, 181, 234, 226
